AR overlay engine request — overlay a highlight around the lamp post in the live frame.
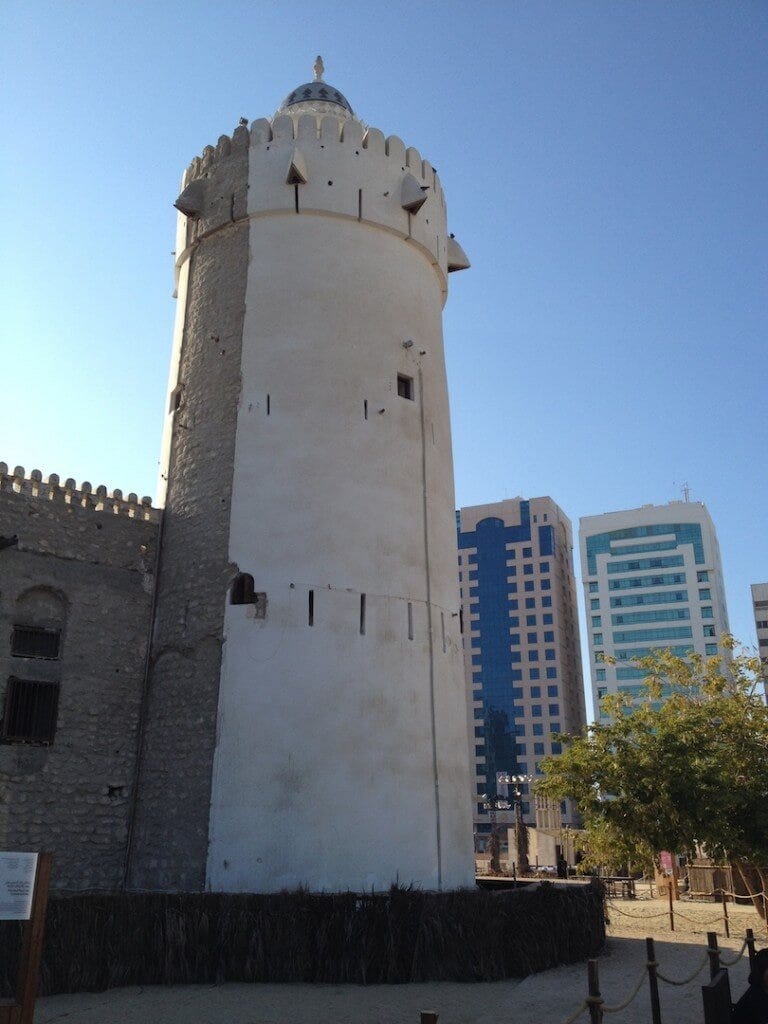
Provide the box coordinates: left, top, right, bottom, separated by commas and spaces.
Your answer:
509, 773, 533, 876
479, 772, 512, 876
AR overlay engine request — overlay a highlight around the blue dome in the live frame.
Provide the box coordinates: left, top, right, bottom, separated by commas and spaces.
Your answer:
281, 80, 354, 115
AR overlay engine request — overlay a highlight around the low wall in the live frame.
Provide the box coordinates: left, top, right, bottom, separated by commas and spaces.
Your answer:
1, 883, 605, 994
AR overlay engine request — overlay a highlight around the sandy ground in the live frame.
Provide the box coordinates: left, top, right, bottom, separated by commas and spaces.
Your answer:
32, 891, 768, 1024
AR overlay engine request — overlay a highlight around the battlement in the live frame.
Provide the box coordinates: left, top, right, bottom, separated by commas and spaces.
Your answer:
182, 116, 445, 207
175, 111, 465, 287
0, 463, 159, 522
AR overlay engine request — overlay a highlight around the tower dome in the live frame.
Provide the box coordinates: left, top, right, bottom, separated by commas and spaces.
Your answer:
278, 56, 354, 116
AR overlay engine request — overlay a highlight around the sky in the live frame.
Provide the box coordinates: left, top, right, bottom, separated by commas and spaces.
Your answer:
1, 1, 766, 713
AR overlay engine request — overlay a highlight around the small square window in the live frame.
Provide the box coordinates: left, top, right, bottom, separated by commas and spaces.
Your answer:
523, 547, 532, 558
697, 571, 709, 583
529, 668, 540, 680
534, 742, 545, 755
539, 562, 549, 573
701, 607, 714, 619
544, 630, 554, 642
524, 581, 534, 592
11, 626, 61, 660
532, 723, 543, 736
593, 633, 603, 644
528, 650, 539, 662
590, 598, 600, 610
525, 598, 536, 609
589, 582, 599, 593
532, 704, 542, 717
703, 625, 716, 637
1, 677, 60, 744
397, 374, 414, 400
526, 615, 537, 626
591, 616, 601, 627
542, 613, 553, 625
542, 596, 552, 607
548, 703, 560, 716
546, 667, 557, 679
523, 564, 533, 575
527, 631, 537, 644
705, 643, 718, 656
595, 668, 606, 681
530, 685, 541, 698
547, 685, 558, 697
699, 588, 711, 601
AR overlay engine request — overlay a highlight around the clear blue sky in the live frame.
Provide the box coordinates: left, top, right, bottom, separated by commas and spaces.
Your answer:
2, 1, 766, 706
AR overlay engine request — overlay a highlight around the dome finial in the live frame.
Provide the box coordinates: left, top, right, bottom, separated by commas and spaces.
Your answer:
313, 55, 325, 81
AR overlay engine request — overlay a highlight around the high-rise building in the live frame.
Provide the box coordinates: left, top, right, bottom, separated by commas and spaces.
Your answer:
457, 497, 586, 832
579, 501, 730, 717
751, 583, 768, 685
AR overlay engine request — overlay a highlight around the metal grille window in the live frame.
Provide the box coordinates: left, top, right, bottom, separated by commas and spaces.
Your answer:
11, 626, 61, 660
1, 678, 60, 744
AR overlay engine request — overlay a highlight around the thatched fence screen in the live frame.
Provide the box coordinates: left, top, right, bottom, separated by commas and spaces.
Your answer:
0, 882, 604, 996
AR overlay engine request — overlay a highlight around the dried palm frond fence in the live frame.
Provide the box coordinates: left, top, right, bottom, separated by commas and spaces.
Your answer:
559, 928, 763, 1024
0, 881, 605, 997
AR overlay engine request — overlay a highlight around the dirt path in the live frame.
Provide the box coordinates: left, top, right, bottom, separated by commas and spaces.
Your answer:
33, 895, 767, 1024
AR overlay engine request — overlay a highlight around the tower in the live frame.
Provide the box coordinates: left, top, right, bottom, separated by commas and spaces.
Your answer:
579, 500, 730, 717
457, 497, 586, 834
127, 61, 474, 892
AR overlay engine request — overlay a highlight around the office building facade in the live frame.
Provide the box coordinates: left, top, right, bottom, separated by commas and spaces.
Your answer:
579, 501, 729, 717
457, 497, 586, 831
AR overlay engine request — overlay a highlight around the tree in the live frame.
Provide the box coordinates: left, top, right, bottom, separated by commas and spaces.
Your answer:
536, 639, 768, 888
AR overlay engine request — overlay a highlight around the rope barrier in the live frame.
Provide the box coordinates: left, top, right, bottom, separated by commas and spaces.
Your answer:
656, 949, 710, 986
560, 999, 588, 1024
719, 938, 749, 967
605, 902, 670, 919
673, 908, 727, 926
601, 963, 649, 1013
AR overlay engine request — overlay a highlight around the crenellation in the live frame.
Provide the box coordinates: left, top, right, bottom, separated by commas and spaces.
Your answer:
0, 463, 159, 522
362, 126, 385, 154
272, 113, 294, 142
406, 146, 421, 171
385, 134, 405, 162
249, 117, 273, 146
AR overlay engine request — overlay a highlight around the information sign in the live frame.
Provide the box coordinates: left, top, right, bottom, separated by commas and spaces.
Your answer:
0, 851, 38, 920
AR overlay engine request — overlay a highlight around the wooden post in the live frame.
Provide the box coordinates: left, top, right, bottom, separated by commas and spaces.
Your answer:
646, 936, 662, 1024
668, 876, 675, 931
587, 959, 603, 1024
0, 853, 52, 1024
16, 853, 52, 1024
721, 889, 730, 938
746, 928, 756, 973
706, 931, 720, 980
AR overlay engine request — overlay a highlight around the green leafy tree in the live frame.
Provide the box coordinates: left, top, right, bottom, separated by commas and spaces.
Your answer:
537, 639, 768, 894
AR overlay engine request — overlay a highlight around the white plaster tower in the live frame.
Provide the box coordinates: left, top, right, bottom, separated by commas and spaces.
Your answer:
128, 60, 474, 893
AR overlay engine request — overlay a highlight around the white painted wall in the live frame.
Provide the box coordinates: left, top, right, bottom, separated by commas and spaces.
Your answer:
205, 109, 474, 892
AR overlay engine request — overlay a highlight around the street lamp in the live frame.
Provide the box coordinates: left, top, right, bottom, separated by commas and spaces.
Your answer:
479, 771, 512, 876
508, 773, 533, 876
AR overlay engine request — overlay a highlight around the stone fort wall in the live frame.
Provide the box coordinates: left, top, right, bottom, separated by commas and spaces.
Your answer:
0, 465, 159, 891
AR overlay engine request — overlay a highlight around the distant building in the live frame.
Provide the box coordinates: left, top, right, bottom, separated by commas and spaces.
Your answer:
751, 582, 768, 694
457, 497, 586, 832
579, 501, 730, 718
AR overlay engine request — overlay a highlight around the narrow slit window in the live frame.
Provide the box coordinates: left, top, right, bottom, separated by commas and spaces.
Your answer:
358, 188, 362, 220
169, 385, 183, 413
408, 602, 414, 641
266, 394, 271, 415
294, 184, 299, 213
360, 593, 366, 635
397, 374, 414, 400
308, 590, 314, 626
364, 399, 368, 420
441, 611, 446, 653
459, 607, 464, 634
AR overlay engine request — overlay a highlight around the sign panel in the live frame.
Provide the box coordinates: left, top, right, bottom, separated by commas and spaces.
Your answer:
0, 851, 38, 920
659, 850, 674, 876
